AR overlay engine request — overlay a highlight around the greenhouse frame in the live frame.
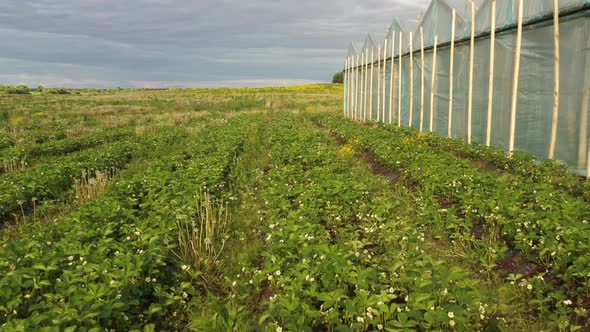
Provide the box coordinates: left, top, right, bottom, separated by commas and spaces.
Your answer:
343, 0, 590, 177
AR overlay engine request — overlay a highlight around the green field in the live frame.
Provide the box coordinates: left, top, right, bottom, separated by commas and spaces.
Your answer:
0, 85, 589, 331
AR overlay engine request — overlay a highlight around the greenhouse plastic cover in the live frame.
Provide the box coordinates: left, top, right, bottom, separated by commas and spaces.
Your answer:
344, 0, 590, 176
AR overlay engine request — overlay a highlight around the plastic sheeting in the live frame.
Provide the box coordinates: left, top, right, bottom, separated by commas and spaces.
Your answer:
476, 0, 587, 33
344, 0, 590, 177
414, 0, 467, 48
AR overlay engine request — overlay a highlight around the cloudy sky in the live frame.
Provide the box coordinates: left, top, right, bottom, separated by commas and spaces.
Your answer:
0, 0, 431, 88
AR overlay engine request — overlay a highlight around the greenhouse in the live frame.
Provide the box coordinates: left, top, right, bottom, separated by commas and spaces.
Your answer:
343, 0, 590, 177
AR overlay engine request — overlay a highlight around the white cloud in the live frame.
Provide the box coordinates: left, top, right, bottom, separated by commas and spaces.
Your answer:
0, 74, 113, 88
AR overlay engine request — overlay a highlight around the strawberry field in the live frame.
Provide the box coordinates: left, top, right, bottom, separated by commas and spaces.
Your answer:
0, 85, 588, 331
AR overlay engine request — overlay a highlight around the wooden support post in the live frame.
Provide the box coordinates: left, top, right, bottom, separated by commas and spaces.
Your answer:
355, 55, 360, 120
351, 58, 354, 119
448, 9, 456, 137
580, 87, 589, 176
382, 40, 387, 122
486, 0, 497, 146
369, 46, 375, 121
361, 52, 365, 121
363, 48, 369, 121
344, 57, 348, 117
356, 54, 360, 120
467, 0, 475, 144
356, 55, 359, 120
420, 27, 425, 132
349, 56, 353, 118
389, 33, 396, 124
350, 56, 354, 119
353, 56, 357, 120
580, 48, 590, 176
509, 0, 524, 156
409, 32, 414, 127
347, 56, 354, 117
362, 50, 365, 121
366, 48, 370, 121
351, 57, 355, 119
342, 58, 348, 116
398, 31, 403, 126
377, 45, 383, 122
347, 57, 351, 117
354, 55, 358, 120
352, 56, 355, 120
549, 0, 560, 159
430, 35, 438, 133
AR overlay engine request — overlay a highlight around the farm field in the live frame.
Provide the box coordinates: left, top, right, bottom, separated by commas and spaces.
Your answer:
0, 85, 589, 331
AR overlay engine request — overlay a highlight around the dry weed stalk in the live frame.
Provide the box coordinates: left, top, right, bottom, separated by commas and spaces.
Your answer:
187, 124, 206, 136
134, 125, 159, 136
2, 159, 27, 173
73, 168, 115, 203
174, 191, 229, 272
66, 126, 93, 137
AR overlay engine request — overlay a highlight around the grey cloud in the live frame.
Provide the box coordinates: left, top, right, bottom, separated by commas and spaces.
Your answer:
0, 0, 430, 87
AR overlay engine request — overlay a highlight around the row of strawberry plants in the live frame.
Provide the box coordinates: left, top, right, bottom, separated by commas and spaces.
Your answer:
0, 117, 103, 145
1, 121, 84, 134
0, 128, 133, 172
0, 136, 15, 150
385, 126, 590, 202
0, 128, 70, 150
312, 113, 590, 299
0, 127, 188, 223
0, 114, 260, 330
197, 113, 501, 331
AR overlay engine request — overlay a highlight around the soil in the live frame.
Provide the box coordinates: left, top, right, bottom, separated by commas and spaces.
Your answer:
361, 149, 401, 183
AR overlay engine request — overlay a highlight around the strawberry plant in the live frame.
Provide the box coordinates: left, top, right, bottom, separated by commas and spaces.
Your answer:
1, 86, 587, 330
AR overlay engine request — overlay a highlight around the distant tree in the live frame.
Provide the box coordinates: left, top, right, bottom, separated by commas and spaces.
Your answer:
332, 71, 344, 84
36, 85, 44, 92
0, 85, 31, 94
46, 87, 70, 95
